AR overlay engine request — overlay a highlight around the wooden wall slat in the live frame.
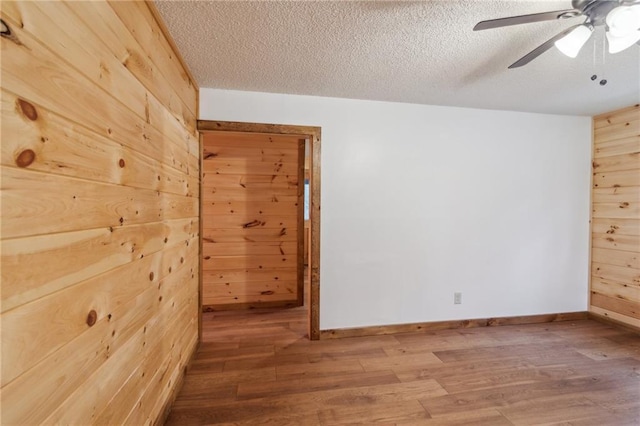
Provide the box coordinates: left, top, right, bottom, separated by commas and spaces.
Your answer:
203, 132, 307, 149
592, 232, 640, 252
591, 293, 640, 319
203, 269, 297, 284
591, 218, 640, 236
593, 135, 640, 158
202, 291, 297, 306
203, 255, 293, 271
591, 247, 640, 269
203, 280, 297, 297
1, 217, 197, 313
203, 199, 301, 217
592, 278, 640, 303
202, 172, 299, 189
203, 187, 299, 202
203, 241, 298, 257
201, 214, 297, 231
0, 2, 199, 424
590, 305, 640, 328
592, 169, 640, 188
203, 227, 297, 243
202, 158, 299, 175
592, 152, 640, 173
592, 202, 640, 219
2, 166, 197, 239
592, 262, 640, 289
590, 105, 640, 328
592, 187, 640, 204
594, 104, 640, 129
203, 145, 298, 160
593, 118, 640, 142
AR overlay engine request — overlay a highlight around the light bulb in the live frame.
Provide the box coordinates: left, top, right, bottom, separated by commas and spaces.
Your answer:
607, 30, 640, 53
606, 6, 640, 38
555, 25, 593, 58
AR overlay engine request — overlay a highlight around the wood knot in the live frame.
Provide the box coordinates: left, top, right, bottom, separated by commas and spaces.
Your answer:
15, 149, 36, 168
1, 18, 11, 37
261, 290, 275, 295
0, 19, 22, 45
118, 158, 125, 168
619, 202, 629, 208
17, 99, 38, 121
149, 271, 154, 281
86, 310, 97, 327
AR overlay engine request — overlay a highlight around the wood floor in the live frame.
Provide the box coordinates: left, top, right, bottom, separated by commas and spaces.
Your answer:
166, 306, 640, 425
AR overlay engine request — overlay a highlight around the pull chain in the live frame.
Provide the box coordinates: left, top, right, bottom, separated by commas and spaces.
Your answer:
600, 29, 607, 86
591, 28, 607, 86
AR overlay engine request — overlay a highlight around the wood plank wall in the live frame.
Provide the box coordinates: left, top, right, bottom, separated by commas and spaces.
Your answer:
202, 132, 304, 310
590, 104, 640, 329
0, 1, 199, 424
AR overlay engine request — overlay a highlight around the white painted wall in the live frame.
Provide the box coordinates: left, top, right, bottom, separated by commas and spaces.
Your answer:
200, 88, 592, 330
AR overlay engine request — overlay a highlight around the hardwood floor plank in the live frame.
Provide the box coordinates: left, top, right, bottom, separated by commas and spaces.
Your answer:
223, 352, 310, 373
498, 395, 613, 425
317, 399, 430, 425
236, 370, 400, 400
420, 373, 636, 418
276, 359, 365, 380
359, 352, 443, 372
413, 408, 513, 426
166, 306, 640, 425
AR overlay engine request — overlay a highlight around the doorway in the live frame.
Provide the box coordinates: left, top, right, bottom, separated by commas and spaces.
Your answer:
198, 120, 321, 340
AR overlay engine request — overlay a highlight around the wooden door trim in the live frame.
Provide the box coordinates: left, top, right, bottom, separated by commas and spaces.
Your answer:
296, 139, 305, 307
198, 120, 322, 341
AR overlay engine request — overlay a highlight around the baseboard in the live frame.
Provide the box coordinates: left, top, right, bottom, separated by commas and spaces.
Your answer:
320, 311, 589, 339
154, 334, 199, 426
203, 300, 300, 312
588, 311, 640, 334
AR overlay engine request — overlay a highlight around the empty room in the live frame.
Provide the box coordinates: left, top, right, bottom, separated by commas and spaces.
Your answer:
1, 0, 639, 425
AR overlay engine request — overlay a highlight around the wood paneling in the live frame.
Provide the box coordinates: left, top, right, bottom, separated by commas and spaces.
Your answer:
0, 2, 199, 424
590, 105, 640, 330
201, 131, 304, 309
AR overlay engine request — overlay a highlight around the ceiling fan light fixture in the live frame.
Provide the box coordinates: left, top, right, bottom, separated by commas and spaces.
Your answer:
606, 5, 640, 37
606, 29, 640, 53
554, 24, 593, 58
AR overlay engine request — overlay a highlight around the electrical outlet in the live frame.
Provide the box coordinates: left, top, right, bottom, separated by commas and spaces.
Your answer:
454, 292, 462, 305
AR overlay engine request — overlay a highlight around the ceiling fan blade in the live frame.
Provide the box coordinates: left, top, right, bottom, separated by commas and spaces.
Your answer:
474, 9, 579, 31
508, 24, 583, 69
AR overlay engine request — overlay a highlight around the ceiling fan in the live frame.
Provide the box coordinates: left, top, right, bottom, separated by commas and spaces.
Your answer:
474, 0, 640, 68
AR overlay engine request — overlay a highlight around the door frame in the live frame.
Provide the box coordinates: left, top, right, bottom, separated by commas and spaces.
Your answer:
198, 120, 321, 340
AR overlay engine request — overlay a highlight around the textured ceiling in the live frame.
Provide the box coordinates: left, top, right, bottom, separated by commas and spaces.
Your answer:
154, 0, 640, 116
